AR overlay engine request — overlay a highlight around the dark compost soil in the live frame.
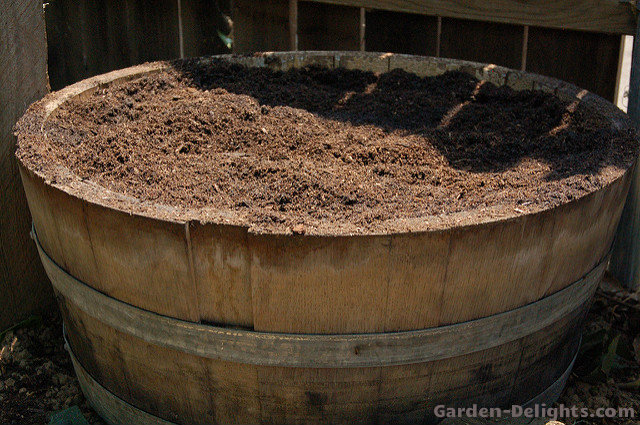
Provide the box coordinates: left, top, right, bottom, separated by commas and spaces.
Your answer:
16, 60, 638, 234
0, 314, 104, 425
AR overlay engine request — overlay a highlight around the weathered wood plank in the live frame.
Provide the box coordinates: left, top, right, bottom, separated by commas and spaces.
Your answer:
0, 0, 53, 329
233, 0, 290, 53
289, 0, 299, 50
35, 226, 605, 367
71, 350, 175, 425
45, 0, 181, 90
301, 0, 637, 34
611, 15, 640, 290
66, 307, 577, 425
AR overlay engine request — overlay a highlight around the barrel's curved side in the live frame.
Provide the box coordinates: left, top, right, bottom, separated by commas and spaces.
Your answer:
21, 160, 631, 333
36, 225, 598, 424
19, 166, 202, 322
62, 304, 584, 425
247, 172, 630, 333
44, 241, 593, 425
68, 335, 579, 425
35, 225, 604, 368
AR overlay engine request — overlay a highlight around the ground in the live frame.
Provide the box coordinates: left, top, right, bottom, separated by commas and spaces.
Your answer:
0, 314, 103, 425
558, 274, 640, 425
1, 274, 639, 425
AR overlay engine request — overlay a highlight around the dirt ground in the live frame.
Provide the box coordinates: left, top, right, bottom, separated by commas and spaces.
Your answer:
0, 313, 104, 425
1, 275, 639, 425
558, 274, 640, 425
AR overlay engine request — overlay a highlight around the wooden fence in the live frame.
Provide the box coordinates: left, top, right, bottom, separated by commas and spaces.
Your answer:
45, 0, 231, 90
233, 0, 636, 102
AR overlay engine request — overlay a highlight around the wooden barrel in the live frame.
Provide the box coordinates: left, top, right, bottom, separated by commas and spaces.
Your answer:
16, 52, 636, 425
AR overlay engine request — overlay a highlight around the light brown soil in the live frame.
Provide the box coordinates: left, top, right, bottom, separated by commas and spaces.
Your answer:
16, 59, 638, 234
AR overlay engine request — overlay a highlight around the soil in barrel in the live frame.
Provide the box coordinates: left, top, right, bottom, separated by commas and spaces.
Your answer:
16, 59, 638, 234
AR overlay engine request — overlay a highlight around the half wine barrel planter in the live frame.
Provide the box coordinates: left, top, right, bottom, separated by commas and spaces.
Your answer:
16, 52, 637, 425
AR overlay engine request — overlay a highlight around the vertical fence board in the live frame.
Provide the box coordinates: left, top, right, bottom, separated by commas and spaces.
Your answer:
298, 2, 360, 51
45, 0, 181, 90
181, 0, 232, 58
611, 16, 640, 290
45, 0, 87, 91
233, 0, 290, 53
527, 27, 621, 101
125, 0, 181, 61
365, 10, 438, 56
440, 18, 524, 69
0, 0, 53, 328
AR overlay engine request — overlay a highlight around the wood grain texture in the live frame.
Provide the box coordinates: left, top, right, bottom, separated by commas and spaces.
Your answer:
300, 0, 637, 34
62, 297, 583, 425
44, 0, 232, 90
611, 16, 640, 290
290, 0, 299, 50
189, 222, 253, 327
35, 229, 605, 367
21, 167, 199, 322
71, 350, 174, 425
439, 18, 523, 70
0, 0, 53, 329
233, 0, 290, 53
69, 341, 570, 425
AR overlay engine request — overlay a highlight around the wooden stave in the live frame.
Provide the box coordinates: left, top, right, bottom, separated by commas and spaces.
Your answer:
66, 331, 580, 425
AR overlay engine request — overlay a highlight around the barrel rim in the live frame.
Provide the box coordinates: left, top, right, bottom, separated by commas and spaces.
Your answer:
15, 51, 637, 236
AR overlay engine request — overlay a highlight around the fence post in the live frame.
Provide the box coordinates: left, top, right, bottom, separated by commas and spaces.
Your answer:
0, 0, 53, 329
611, 9, 640, 290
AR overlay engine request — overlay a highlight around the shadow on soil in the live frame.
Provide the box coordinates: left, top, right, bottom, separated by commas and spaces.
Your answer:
170, 59, 635, 180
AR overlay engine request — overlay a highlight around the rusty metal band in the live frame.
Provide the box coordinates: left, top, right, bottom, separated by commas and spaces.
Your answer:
34, 225, 604, 368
